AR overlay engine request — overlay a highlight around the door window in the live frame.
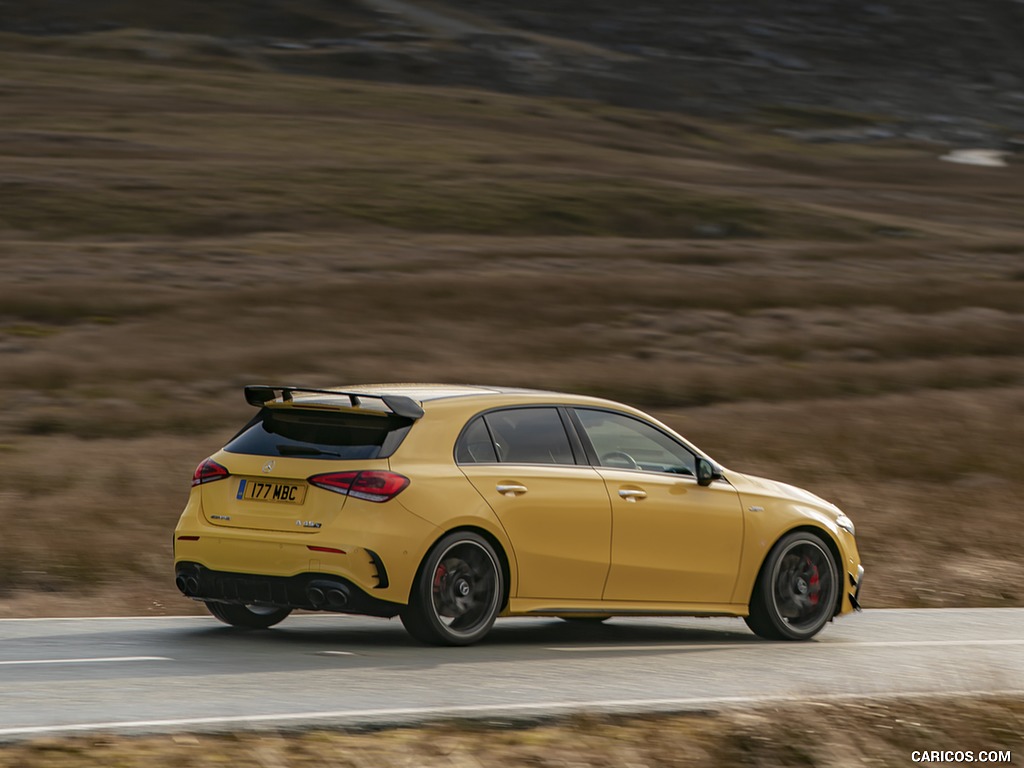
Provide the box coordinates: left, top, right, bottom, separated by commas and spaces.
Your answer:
480, 407, 576, 465
575, 409, 696, 476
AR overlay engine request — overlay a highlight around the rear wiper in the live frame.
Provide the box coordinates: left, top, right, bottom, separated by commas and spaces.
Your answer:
276, 445, 345, 458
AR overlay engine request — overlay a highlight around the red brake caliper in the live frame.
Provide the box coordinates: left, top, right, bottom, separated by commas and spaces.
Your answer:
807, 557, 820, 605
433, 564, 447, 591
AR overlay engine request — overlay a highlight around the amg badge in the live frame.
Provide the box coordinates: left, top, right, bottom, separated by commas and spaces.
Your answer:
296, 520, 322, 529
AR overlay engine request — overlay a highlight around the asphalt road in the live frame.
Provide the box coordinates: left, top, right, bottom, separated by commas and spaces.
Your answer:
0, 608, 1021, 740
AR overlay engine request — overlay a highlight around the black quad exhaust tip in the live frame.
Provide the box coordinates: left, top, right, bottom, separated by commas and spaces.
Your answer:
306, 580, 351, 610
175, 575, 200, 596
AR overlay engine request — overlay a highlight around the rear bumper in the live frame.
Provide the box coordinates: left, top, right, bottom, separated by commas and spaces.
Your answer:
174, 562, 403, 618
174, 489, 436, 605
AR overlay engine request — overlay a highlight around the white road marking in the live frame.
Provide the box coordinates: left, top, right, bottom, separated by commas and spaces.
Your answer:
0, 616, 211, 623
0, 656, 171, 667
1, 690, 1022, 739
0, 614, 346, 623
549, 639, 1024, 653
316, 651, 355, 656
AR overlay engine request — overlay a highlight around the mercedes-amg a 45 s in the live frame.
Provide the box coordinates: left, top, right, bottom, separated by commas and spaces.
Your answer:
175, 384, 863, 645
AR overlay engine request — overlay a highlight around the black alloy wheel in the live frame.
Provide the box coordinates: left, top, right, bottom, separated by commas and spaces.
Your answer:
745, 531, 838, 641
401, 531, 503, 646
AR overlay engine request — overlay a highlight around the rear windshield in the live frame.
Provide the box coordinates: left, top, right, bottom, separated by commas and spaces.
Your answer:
224, 408, 413, 460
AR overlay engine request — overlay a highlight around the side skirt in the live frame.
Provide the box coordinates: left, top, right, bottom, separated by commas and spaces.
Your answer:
508, 598, 747, 618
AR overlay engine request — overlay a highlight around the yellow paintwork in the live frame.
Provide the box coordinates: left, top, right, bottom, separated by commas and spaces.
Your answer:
175, 385, 862, 619
460, 464, 611, 600
596, 468, 744, 604
724, 469, 862, 615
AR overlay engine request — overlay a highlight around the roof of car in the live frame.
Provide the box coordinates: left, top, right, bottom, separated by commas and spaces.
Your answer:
335, 384, 561, 402
251, 383, 680, 445
255, 383, 632, 420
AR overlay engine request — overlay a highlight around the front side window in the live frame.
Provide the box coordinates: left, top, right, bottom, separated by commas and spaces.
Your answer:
480, 407, 575, 465
575, 409, 696, 476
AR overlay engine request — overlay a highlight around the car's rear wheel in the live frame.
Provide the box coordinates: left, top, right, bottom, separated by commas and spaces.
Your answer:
401, 531, 503, 646
745, 531, 838, 641
205, 601, 292, 629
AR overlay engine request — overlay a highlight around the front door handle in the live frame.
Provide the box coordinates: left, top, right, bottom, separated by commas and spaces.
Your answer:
618, 489, 647, 502
496, 484, 528, 497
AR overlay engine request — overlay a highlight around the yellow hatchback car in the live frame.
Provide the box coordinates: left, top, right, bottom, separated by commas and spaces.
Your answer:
175, 384, 863, 645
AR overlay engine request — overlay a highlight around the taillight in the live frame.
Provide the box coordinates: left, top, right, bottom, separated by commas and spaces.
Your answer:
192, 458, 230, 486
307, 470, 410, 502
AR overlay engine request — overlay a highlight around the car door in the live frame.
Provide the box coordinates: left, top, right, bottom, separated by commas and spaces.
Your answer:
571, 408, 744, 605
456, 407, 612, 600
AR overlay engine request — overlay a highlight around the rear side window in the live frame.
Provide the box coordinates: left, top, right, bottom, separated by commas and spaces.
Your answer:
481, 407, 575, 465
455, 417, 498, 464
225, 408, 413, 460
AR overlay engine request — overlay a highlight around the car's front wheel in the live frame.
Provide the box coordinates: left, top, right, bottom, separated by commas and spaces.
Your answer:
401, 531, 504, 646
745, 531, 838, 641
205, 602, 292, 629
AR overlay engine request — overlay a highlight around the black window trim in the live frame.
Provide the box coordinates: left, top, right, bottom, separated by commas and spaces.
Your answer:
454, 403, 725, 482
557, 407, 587, 465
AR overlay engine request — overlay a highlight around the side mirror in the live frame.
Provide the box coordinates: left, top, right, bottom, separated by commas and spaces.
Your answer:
696, 458, 721, 487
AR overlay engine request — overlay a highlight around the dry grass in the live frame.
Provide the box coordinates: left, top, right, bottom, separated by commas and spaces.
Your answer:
0, 696, 1020, 767
0, 48, 1022, 614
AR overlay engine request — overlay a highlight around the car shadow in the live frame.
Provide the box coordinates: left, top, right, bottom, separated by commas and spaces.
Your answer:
178, 614, 763, 659
12, 614, 774, 681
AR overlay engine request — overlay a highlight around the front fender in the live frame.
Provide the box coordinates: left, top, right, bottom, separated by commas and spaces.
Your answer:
727, 471, 861, 614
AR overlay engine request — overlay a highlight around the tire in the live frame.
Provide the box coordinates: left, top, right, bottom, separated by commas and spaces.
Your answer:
745, 530, 839, 641
205, 601, 292, 629
401, 531, 504, 646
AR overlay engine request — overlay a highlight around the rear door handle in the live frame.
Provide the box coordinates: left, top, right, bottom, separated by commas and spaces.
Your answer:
496, 484, 528, 497
618, 489, 647, 502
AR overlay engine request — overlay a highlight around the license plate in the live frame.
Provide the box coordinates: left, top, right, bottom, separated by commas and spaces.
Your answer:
237, 478, 307, 505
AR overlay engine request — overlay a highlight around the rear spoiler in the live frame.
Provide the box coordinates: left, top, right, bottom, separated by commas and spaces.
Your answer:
243, 385, 425, 420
